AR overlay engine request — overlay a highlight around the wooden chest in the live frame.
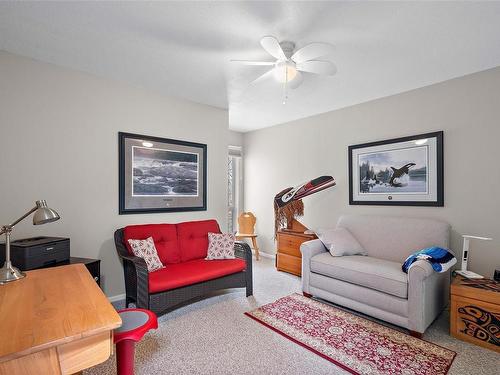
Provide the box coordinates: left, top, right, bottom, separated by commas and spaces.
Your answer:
450, 276, 500, 353
276, 224, 316, 276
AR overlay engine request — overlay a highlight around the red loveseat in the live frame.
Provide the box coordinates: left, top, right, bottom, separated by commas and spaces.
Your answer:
114, 219, 253, 315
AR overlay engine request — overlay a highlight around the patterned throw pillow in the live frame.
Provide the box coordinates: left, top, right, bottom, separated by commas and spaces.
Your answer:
127, 237, 164, 272
206, 232, 236, 260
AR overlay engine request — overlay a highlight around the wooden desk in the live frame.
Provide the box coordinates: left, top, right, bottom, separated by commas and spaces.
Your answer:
0, 264, 122, 374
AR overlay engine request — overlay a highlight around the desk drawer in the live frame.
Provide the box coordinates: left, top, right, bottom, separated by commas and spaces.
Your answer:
278, 234, 309, 257
276, 253, 301, 276
58, 331, 112, 374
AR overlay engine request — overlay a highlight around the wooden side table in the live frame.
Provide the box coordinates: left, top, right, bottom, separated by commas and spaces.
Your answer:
276, 220, 316, 277
450, 275, 499, 352
235, 234, 260, 260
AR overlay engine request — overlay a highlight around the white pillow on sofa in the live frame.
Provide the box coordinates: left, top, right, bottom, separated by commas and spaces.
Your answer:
127, 236, 165, 272
315, 227, 367, 257
206, 232, 236, 260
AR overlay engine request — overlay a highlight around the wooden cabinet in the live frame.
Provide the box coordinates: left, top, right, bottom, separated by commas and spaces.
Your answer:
450, 275, 499, 353
276, 220, 316, 276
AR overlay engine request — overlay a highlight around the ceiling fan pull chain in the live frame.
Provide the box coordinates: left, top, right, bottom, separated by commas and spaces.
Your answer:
282, 89, 288, 105
283, 69, 289, 104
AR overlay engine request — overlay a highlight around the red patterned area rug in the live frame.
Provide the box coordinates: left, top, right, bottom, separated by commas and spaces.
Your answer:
245, 294, 456, 375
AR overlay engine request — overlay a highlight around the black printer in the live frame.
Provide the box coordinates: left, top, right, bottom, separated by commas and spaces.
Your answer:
0, 236, 70, 271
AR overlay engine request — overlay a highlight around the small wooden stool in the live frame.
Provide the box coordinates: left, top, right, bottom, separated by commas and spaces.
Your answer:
237, 212, 260, 260
235, 233, 260, 260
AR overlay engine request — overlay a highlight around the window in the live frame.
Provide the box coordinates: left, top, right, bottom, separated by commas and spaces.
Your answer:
228, 146, 243, 233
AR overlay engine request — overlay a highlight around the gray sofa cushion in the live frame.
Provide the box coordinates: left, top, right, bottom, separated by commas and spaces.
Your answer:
310, 253, 408, 299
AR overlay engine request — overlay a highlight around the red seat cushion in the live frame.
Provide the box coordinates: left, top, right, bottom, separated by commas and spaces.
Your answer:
123, 224, 181, 265
148, 258, 246, 293
177, 219, 221, 262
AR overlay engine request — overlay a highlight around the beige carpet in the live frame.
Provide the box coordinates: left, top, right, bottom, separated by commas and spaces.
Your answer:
86, 257, 498, 375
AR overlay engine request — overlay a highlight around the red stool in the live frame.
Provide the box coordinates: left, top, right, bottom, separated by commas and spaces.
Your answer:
114, 308, 158, 375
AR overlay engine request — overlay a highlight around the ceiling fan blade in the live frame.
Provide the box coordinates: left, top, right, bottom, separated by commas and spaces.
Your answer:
260, 36, 287, 60
296, 60, 337, 76
288, 71, 303, 89
291, 42, 335, 64
249, 68, 275, 86
230, 60, 275, 66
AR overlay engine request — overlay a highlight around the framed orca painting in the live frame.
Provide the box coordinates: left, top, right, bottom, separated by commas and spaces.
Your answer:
349, 131, 443, 206
119, 132, 207, 214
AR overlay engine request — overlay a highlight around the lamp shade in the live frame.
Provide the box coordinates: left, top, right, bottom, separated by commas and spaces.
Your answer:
33, 200, 60, 225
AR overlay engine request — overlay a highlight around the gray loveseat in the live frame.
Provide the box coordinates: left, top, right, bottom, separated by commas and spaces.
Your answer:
301, 215, 452, 336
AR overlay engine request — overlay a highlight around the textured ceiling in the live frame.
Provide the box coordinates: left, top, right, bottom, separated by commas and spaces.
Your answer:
1, 2, 500, 132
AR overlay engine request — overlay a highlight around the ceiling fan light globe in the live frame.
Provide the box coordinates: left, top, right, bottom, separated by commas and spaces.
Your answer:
273, 61, 298, 83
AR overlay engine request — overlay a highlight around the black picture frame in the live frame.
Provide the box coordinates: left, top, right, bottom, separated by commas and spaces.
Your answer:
119, 132, 207, 214
348, 131, 444, 206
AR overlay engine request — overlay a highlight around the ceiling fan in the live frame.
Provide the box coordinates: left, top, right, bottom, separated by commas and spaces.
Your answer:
231, 36, 337, 102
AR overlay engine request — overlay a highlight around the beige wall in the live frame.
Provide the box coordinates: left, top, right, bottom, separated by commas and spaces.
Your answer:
0, 51, 229, 298
228, 130, 244, 147
244, 66, 500, 278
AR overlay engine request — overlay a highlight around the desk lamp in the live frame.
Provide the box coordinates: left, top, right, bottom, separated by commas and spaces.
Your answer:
0, 200, 60, 284
455, 235, 492, 279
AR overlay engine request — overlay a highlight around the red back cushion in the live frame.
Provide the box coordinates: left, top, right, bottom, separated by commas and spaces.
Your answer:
177, 219, 221, 262
123, 224, 180, 265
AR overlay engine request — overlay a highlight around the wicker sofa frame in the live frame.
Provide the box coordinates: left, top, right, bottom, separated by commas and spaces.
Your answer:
114, 228, 253, 316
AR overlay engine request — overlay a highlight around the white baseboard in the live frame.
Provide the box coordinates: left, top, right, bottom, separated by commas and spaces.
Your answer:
257, 251, 275, 259
108, 293, 125, 303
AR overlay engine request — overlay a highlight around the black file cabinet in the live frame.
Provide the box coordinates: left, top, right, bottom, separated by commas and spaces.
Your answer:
40, 257, 101, 287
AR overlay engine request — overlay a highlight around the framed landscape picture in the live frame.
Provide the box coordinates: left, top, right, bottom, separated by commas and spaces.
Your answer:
349, 131, 443, 206
119, 132, 207, 214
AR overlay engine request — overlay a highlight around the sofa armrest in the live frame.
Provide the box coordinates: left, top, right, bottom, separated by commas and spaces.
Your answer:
408, 260, 450, 333
300, 239, 327, 294
114, 229, 150, 308
234, 241, 252, 262
120, 254, 150, 308
235, 241, 253, 296
121, 253, 148, 274
408, 259, 434, 280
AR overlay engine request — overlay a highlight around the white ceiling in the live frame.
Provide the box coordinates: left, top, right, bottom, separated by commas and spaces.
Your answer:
1, 2, 500, 132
